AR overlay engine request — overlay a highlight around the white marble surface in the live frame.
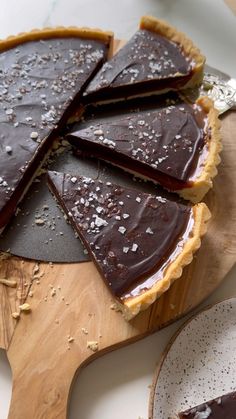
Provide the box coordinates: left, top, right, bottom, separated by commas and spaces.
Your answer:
0, 1, 235, 418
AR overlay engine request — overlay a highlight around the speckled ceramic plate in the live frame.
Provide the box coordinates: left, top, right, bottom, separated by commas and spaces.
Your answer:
150, 297, 236, 419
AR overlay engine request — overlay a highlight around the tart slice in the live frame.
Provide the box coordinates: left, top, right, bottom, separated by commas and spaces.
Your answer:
84, 15, 205, 104
47, 171, 210, 319
67, 97, 221, 203
178, 391, 236, 418
0, 27, 113, 230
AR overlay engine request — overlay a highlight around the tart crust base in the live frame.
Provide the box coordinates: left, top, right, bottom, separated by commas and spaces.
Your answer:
179, 96, 222, 203
119, 202, 211, 320
140, 15, 205, 90
0, 26, 114, 57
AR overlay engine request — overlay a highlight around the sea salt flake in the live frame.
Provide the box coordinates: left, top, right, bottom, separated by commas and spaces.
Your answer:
146, 227, 154, 235
175, 134, 181, 140
118, 226, 126, 234
103, 138, 116, 147
123, 246, 129, 254
131, 243, 138, 252
194, 406, 212, 419
6, 108, 13, 115
70, 177, 77, 183
94, 215, 108, 228
136, 197, 141, 203
138, 120, 145, 126
123, 213, 130, 219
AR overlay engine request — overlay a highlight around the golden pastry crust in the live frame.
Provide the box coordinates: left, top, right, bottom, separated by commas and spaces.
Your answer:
119, 202, 211, 320
179, 96, 222, 203
0, 26, 114, 57
140, 15, 205, 89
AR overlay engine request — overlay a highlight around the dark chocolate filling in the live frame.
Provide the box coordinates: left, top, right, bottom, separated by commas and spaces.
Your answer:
84, 29, 193, 103
0, 36, 109, 228
179, 391, 236, 419
47, 171, 192, 300
67, 99, 209, 191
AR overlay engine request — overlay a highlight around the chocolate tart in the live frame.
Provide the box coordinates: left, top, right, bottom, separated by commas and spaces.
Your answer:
84, 15, 205, 104
67, 97, 221, 203
0, 26, 113, 230
178, 391, 236, 418
47, 171, 210, 319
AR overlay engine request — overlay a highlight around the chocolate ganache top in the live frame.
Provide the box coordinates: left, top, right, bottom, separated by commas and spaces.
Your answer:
48, 170, 192, 300
0, 36, 108, 227
84, 29, 193, 102
68, 100, 209, 190
179, 391, 236, 419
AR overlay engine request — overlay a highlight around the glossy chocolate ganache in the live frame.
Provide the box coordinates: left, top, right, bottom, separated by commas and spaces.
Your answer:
179, 391, 236, 419
48, 171, 194, 300
84, 29, 194, 102
0, 35, 109, 228
68, 99, 209, 191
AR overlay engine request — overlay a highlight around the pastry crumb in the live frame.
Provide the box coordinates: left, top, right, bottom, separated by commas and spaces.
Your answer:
87, 341, 98, 352
12, 312, 20, 319
110, 303, 121, 312
35, 218, 45, 226
68, 336, 74, 343
81, 327, 88, 335
19, 303, 31, 312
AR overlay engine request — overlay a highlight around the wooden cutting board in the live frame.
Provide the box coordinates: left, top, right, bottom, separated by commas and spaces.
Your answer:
0, 71, 235, 418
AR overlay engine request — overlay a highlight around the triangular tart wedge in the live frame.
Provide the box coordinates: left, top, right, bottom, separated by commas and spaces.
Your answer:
47, 171, 210, 319
67, 97, 221, 203
0, 26, 113, 230
84, 15, 205, 104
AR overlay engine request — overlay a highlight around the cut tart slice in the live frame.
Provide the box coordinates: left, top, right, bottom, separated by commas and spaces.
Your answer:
84, 15, 205, 104
67, 96, 221, 203
47, 170, 210, 319
0, 26, 113, 230
178, 391, 236, 418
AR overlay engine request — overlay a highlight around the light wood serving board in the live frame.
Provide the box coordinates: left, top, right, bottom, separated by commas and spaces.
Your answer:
0, 59, 235, 417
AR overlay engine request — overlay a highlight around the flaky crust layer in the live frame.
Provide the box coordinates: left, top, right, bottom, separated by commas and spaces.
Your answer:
140, 16, 205, 89
0, 26, 114, 57
120, 202, 211, 320
179, 96, 222, 203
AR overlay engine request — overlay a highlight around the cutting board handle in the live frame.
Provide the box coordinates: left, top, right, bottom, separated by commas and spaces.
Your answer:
7, 352, 85, 419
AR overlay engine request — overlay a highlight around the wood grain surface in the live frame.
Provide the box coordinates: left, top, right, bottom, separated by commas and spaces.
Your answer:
0, 39, 235, 417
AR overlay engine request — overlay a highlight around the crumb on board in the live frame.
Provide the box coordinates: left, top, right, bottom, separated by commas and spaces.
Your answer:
81, 327, 89, 335
87, 341, 98, 352
19, 303, 31, 312
110, 303, 122, 312
12, 312, 20, 319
